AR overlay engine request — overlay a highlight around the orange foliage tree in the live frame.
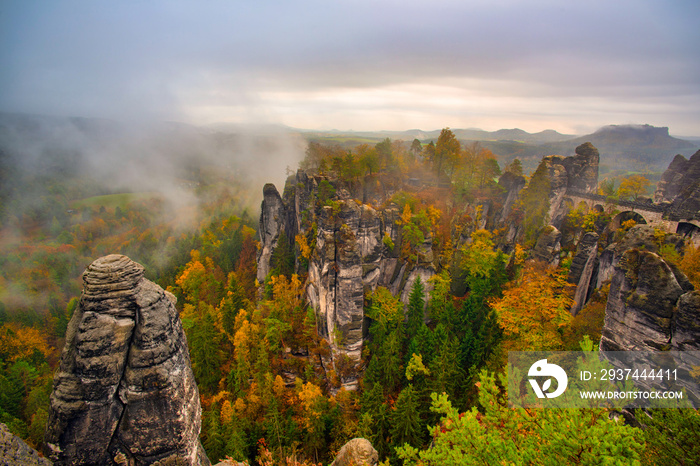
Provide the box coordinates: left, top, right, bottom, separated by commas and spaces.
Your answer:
489, 262, 574, 350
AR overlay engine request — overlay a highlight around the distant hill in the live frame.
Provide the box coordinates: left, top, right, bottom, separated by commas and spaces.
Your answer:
300, 127, 574, 147
301, 124, 699, 174
537, 124, 697, 172
3, 113, 696, 181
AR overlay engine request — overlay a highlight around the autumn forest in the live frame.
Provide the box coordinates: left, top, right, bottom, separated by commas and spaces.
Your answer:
1, 118, 699, 465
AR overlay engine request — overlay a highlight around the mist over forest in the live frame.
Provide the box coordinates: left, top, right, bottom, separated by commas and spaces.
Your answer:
1, 109, 700, 465
2, 0, 700, 463
0, 112, 306, 215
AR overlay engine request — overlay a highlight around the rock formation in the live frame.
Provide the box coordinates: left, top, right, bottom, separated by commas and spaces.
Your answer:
654, 149, 700, 220
258, 170, 435, 388
598, 226, 700, 407
567, 142, 601, 193
330, 438, 378, 466
537, 142, 600, 228
654, 154, 693, 204
531, 225, 562, 266
599, 227, 696, 352
595, 225, 684, 289
1, 422, 51, 465
257, 183, 288, 284
45, 254, 210, 465
568, 231, 599, 316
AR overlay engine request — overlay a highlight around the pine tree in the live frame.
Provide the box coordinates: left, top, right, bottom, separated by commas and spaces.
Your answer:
224, 422, 249, 463
189, 310, 224, 393
390, 384, 424, 452
413, 323, 435, 367
428, 330, 462, 401
361, 382, 392, 461
397, 371, 643, 465
405, 277, 425, 342
202, 407, 226, 462
270, 230, 295, 278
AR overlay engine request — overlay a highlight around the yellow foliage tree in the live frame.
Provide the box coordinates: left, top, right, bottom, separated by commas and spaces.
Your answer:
679, 243, 700, 289
221, 399, 234, 424
618, 175, 651, 201
490, 262, 574, 350
295, 234, 312, 260
400, 203, 412, 225
273, 374, 287, 401
0, 323, 52, 363
297, 381, 324, 430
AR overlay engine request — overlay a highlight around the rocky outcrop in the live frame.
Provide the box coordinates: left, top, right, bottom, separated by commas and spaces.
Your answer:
330, 438, 378, 466
497, 171, 526, 249
531, 226, 561, 266
672, 290, 700, 351
258, 170, 435, 388
306, 194, 434, 388
45, 254, 209, 466
596, 225, 684, 289
653, 154, 692, 204
568, 142, 600, 193
599, 226, 697, 352
256, 183, 288, 284
1, 423, 51, 465
308, 203, 369, 367
600, 250, 684, 351
537, 142, 600, 228
599, 243, 700, 407
568, 232, 599, 316
654, 150, 700, 219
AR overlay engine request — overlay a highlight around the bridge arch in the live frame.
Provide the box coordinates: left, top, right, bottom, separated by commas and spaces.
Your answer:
591, 203, 605, 214
561, 197, 576, 214
677, 221, 700, 246
611, 210, 648, 230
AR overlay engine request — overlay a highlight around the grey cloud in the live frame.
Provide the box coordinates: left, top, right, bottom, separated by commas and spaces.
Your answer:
1, 0, 699, 132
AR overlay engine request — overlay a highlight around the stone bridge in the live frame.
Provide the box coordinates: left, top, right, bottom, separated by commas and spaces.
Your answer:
563, 191, 700, 234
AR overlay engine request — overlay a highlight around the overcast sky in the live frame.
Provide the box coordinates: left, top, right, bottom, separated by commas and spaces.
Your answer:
1, 0, 699, 135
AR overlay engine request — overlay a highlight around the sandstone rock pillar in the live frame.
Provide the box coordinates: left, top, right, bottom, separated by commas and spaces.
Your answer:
45, 254, 210, 465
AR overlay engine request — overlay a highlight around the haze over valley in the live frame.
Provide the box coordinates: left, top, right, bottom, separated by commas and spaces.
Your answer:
2, 1, 700, 465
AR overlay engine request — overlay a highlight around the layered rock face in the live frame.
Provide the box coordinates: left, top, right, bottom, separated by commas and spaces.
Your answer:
496, 171, 527, 248
258, 171, 435, 387
599, 232, 700, 405
539, 142, 600, 228
567, 142, 600, 192
654, 150, 700, 204
599, 228, 697, 352
568, 231, 599, 316
654, 149, 700, 219
257, 183, 288, 284
540, 142, 599, 194
45, 254, 210, 465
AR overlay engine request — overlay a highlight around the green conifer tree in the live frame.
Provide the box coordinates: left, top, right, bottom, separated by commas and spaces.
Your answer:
405, 277, 425, 342
390, 384, 424, 451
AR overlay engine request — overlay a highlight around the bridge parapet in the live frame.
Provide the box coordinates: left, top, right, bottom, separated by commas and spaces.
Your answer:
566, 190, 666, 213
562, 190, 687, 233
